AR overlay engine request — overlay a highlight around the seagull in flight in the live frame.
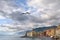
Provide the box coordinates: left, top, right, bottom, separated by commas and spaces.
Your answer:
22, 12, 30, 14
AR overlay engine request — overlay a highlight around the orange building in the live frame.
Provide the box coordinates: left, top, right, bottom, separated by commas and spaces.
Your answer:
46, 29, 56, 37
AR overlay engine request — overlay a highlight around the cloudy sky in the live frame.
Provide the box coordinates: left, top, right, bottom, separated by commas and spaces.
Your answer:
0, 0, 60, 35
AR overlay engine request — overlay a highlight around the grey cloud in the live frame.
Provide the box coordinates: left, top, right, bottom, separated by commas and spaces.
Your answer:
27, 0, 60, 25
9, 11, 48, 24
9, 12, 29, 22
0, 0, 60, 32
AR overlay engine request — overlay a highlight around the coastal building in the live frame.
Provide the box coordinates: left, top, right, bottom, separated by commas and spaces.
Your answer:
26, 30, 37, 37
26, 25, 60, 37
33, 26, 57, 37
56, 25, 60, 37
46, 28, 56, 37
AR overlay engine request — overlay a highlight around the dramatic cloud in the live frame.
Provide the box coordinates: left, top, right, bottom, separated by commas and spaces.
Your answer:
0, 0, 60, 34
27, 0, 60, 25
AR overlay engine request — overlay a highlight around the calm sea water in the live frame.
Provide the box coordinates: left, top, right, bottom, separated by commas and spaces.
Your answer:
0, 35, 53, 40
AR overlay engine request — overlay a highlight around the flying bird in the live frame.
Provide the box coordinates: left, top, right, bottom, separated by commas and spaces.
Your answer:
22, 12, 30, 14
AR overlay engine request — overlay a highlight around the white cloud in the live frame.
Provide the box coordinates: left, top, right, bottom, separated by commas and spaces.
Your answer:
0, 0, 60, 34
0, 15, 6, 19
0, 24, 15, 32
27, 0, 60, 25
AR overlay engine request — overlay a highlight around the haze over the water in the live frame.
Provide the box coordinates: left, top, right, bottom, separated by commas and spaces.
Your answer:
0, 0, 60, 35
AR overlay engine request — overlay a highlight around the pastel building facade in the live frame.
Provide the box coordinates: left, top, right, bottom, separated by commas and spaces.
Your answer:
26, 25, 60, 37
56, 25, 60, 37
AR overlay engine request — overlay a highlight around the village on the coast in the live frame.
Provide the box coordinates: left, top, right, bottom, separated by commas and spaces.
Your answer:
22, 25, 60, 39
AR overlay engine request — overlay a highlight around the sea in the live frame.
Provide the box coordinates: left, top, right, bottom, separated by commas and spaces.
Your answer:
0, 35, 53, 40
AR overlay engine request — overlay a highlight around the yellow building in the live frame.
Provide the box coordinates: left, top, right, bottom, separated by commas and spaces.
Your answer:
27, 30, 37, 37
27, 31, 33, 37
56, 25, 60, 37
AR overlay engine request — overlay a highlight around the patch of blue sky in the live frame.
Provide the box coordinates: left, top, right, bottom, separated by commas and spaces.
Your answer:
9, 0, 29, 11
15, 0, 27, 5
0, 19, 13, 24
15, 0, 29, 11
10, 0, 27, 7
